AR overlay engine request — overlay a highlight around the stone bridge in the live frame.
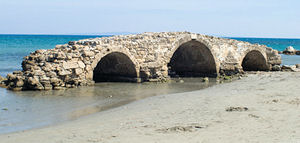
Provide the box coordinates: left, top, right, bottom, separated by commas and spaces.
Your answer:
6, 32, 281, 90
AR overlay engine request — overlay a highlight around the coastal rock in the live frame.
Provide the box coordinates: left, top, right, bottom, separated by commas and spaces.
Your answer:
272, 65, 281, 71
28, 77, 39, 85
11, 87, 23, 91
16, 79, 24, 87
41, 80, 52, 90
53, 86, 66, 90
281, 65, 299, 72
7, 73, 17, 81
293, 68, 300, 72
296, 64, 300, 69
0, 76, 8, 88
0, 75, 7, 82
296, 51, 300, 55
13, 71, 23, 75
50, 77, 60, 83
283, 46, 296, 55
202, 77, 209, 82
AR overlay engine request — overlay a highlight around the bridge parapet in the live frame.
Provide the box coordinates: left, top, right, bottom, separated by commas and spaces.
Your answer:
5, 32, 281, 90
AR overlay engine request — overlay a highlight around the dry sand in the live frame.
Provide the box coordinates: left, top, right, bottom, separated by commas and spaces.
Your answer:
1, 72, 300, 143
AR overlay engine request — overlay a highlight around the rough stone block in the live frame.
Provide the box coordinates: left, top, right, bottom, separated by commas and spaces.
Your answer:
58, 70, 71, 76
83, 51, 95, 57
63, 61, 79, 69
75, 68, 83, 75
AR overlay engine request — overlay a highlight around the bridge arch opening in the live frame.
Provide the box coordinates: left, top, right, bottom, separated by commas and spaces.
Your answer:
168, 40, 217, 77
242, 50, 269, 71
93, 52, 138, 82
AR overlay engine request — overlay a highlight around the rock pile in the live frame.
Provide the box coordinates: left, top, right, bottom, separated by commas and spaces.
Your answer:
281, 64, 300, 72
282, 46, 300, 55
0, 76, 7, 88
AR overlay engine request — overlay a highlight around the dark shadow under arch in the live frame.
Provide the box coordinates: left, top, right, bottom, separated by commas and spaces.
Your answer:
168, 40, 217, 77
93, 52, 137, 82
242, 50, 269, 71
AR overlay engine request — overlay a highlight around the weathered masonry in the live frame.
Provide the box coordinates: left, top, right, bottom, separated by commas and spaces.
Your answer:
6, 32, 281, 90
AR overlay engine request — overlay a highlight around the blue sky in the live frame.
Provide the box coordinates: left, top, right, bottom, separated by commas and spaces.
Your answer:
0, 0, 299, 38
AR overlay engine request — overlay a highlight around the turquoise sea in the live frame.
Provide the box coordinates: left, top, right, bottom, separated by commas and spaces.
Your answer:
0, 35, 103, 77
231, 37, 300, 51
0, 35, 300, 134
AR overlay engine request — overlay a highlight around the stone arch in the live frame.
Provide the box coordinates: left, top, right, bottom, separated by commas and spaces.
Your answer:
92, 51, 139, 82
241, 50, 269, 71
166, 38, 219, 77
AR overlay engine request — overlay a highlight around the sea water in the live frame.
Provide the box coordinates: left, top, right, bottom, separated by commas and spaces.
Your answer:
232, 37, 300, 65
0, 35, 300, 134
0, 35, 102, 77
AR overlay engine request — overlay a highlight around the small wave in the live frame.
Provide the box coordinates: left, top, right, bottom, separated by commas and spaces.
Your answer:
0, 68, 21, 72
0, 53, 27, 57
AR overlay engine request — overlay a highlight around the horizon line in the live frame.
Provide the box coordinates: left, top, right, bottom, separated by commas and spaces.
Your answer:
0, 33, 299, 40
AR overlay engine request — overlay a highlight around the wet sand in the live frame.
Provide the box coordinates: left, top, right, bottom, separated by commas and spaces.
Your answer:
1, 72, 300, 143
0, 78, 217, 134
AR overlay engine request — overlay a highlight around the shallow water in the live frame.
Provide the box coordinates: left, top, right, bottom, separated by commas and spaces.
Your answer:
0, 78, 217, 134
280, 54, 300, 65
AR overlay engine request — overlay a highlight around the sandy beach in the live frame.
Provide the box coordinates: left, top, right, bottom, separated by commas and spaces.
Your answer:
1, 71, 300, 143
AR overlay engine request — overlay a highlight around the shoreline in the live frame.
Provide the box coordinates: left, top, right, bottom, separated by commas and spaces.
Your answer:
1, 71, 300, 142
0, 77, 219, 135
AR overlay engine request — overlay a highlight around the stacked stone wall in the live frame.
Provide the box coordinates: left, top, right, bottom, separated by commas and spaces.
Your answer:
5, 32, 281, 90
